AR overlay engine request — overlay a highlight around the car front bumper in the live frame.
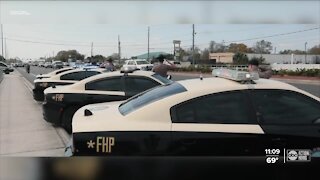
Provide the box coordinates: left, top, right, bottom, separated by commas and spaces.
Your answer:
42, 101, 64, 125
33, 88, 45, 101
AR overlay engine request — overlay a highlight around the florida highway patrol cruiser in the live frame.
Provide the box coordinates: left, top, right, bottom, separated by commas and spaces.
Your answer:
68, 69, 320, 156
33, 68, 106, 101
43, 69, 173, 132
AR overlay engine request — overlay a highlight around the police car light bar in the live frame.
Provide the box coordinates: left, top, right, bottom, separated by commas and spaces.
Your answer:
120, 66, 137, 73
212, 69, 259, 82
81, 65, 99, 70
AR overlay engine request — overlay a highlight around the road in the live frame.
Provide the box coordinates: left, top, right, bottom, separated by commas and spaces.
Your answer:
0, 66, 319, 157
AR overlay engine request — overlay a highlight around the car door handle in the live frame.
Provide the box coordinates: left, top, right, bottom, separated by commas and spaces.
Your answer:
86, 96, 94, 100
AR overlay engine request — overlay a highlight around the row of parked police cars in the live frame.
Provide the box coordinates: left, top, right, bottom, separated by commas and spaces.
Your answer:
32, 64, 320, 157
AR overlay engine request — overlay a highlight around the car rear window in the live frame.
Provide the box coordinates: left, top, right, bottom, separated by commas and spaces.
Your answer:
119, 82, 187, 115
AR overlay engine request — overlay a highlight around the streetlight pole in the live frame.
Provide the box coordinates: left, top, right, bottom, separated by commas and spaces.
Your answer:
1, 24, 4, 59
192, 24, 195, 65
147, 26, 150, 62
304, 42, 307, 64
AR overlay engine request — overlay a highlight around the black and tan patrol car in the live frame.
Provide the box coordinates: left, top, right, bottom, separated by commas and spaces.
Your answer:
43, 69, 173, 132
68, 69, 320, 156
33, 68, 106, 101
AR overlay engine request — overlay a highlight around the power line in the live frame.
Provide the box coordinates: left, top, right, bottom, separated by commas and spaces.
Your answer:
184, 27, 320, 48
5, 38, 92, 47
224, 27, 320, 44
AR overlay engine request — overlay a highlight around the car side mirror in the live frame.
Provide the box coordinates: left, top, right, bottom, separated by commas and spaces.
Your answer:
167, 75, 172, 80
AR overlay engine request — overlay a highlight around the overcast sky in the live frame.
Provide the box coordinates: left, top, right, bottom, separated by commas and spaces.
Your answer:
0, 1, 319, 60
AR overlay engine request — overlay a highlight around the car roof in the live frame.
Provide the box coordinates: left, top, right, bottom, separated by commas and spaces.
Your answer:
178, 77, 300, 93
126, 59, 147, 62
35, 68, 106, 82
78, 70, 156, 84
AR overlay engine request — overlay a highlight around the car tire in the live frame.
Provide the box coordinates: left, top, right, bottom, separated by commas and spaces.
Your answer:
62, 106, 81, 133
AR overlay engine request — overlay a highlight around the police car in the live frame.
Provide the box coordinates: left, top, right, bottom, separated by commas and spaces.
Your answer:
43, 69, 173, 132
36, 67, 74, 79
68, 69, 320, 156
123, 59, 153, 71
33, 68, 106, 101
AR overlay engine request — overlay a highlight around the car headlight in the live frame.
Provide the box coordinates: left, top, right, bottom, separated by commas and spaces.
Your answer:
39, 82, 48, 88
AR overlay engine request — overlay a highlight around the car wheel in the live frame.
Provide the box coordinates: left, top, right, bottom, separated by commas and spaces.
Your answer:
62, 106, 81, 133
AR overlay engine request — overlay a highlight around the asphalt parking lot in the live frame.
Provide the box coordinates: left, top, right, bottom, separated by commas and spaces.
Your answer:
0, 66, 319, 157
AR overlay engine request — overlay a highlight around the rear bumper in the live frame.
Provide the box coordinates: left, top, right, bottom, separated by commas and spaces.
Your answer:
33, 88, 45, 101
42, 101, 64, 125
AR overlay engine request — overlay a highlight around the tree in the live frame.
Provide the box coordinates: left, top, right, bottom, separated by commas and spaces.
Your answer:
200, 48, 210, 61
279, 49, 305, 54
309, 45, 320, 54
227, 43, 250, 53
55, 50, 85, 62
253, 40, 273, 54
233, 52, 249, 64
88, 55, 106, 62
107, 53, 120, 60
209, 41, 226, 53
250, 56, 266, 64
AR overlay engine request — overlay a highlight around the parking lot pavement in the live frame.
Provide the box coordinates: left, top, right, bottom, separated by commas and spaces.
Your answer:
0, 71, 70, 157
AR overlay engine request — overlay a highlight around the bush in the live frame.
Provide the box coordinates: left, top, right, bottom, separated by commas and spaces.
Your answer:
173, 65, 212, 73
273, 68, 320, 77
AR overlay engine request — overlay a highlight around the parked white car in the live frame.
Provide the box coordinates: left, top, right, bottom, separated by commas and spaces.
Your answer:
122, 59, 153, 71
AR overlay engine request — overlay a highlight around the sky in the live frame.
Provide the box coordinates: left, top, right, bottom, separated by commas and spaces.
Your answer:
0, 1, 319, 60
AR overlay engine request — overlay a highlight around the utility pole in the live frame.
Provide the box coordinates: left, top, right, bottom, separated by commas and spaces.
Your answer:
91, 42, 93, 62
192, 24, 195, 65
4, 38, 7, 59
1, 24, 4, 59
118, 35, 121, 65
147, 26, 150, 62
305, 42, 307, 64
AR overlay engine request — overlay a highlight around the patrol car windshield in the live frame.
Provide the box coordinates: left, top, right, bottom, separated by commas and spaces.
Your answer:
119, 82, 187, 115
151, 74, 173, 84
136, 60, 149, 65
